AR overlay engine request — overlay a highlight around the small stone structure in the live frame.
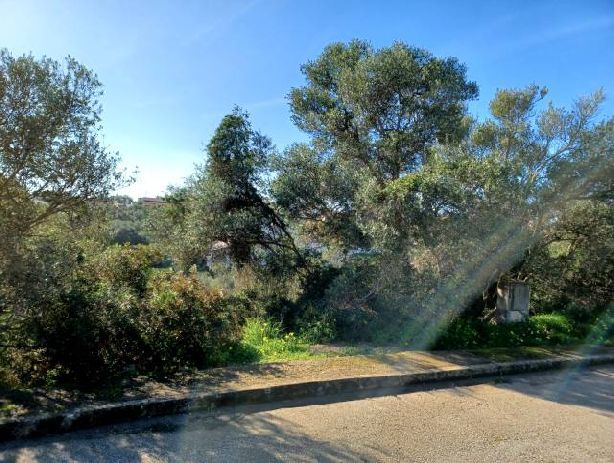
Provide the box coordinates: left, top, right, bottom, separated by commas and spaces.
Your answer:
206, 241, 231, 269
495, 281, 530, 323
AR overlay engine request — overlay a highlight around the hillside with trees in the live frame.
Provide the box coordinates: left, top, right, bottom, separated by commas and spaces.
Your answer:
1, 41, 612, 387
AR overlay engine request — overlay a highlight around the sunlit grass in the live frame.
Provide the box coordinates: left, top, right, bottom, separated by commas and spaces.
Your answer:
238, 318, 321, 363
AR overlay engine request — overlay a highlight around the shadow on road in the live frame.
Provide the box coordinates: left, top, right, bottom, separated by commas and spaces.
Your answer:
491, 364, 614, 415
0, 411, 369, 462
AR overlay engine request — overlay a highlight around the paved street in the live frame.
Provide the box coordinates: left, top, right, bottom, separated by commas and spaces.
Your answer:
1, 365, 612, 462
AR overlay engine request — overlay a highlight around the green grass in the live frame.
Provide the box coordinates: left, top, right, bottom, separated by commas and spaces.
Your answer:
237, 318, 320, 363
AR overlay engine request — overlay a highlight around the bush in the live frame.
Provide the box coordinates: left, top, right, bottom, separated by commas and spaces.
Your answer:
321, 256, 382, 342
434, 313, 577, 350
3, 241, 252, 386
0, 350, 26, 389
482, 313, 575, 348
433, 318, 481, 349
92, 244, 163, 295
296, 310, 336, 344
585, 308, 614, 346
527, 313, 574, 345
19, 282, 142, 384
139, 271, 247, 371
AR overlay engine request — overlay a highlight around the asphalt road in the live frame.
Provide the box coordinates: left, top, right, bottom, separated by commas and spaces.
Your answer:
1, 365, 612, 463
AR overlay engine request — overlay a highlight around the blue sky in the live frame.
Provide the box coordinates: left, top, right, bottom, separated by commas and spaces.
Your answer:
1, 0, 612, 198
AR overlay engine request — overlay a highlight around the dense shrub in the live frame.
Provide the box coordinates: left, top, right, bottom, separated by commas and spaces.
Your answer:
14, 244, 166, 383
112, 228, 149, 245
294, 308, 336, 344
585, 308, 614, 346
0, 237, 130, 384
225, 259, 339, 343
433, 318, 481, 349
526, 313, 574, 345
434, 313, 577, 350
22, 283, 142, 383
522, 201, 613, 317
3, 243, 251, 386
321, 256, 384, 342
139, 271, 248, 370
92, 244, 163, 295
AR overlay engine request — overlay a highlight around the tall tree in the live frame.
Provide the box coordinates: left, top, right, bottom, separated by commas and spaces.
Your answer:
354, 86, 613, 340
274, 40, 478, 251
188, 108, 300, 267
289, 40, 478, 181
0, 49, 123, 261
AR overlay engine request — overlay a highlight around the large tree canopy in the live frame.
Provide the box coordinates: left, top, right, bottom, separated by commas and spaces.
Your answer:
289, 40, 478, 180
275, 41, 478, 252
0, 49, 123, 242
369, 86, 612, 244
349, 86, 613, 341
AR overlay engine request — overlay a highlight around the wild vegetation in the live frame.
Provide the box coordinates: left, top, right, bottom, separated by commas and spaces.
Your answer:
1, 41, 612, 388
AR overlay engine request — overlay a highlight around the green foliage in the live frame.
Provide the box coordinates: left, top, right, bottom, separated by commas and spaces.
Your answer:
294, 309, 336, 344
143, 187, 199, 270
290, 40, 478, 180
0, 50, 131, 385
139, 271, 248, 370
320, 255, 382, 341
584, 307, 614, 346
2, 242, 250, 385
1, 41, 612, 391
482, 315, 573, 348
528, 314, 574, 345
185, 108, 301, 268
15, 271, 143, 384
434, 313, 576, 350
271, 144, 369, 252
432, 318, 481, 349
275, 40, 478, 252
522, 199, 613, 313
234, 260, 340, 342
106, 197, 150, 245
137, 41, 611, 350
0, 49, 124, 264
238, 318, 311, 362
347, 85, 610, 335
278, 42, 611, 338
92, 244, 163, 294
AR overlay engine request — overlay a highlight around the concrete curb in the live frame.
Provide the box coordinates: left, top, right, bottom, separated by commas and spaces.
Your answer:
1, 352, 613, 442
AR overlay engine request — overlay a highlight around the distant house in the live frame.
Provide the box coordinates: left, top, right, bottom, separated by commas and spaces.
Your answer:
137, 196, 166, 208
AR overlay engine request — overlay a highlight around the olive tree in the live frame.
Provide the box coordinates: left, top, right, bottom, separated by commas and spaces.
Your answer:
0, 49, 126, 336
0, 49, 123, 259
182, 108, 301, 268
353, 86, 613, 343
274, 41, 478, 251
289, 40, 478, 181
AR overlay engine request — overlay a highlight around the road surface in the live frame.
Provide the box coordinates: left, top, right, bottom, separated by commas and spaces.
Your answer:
1, 365, 612, 462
